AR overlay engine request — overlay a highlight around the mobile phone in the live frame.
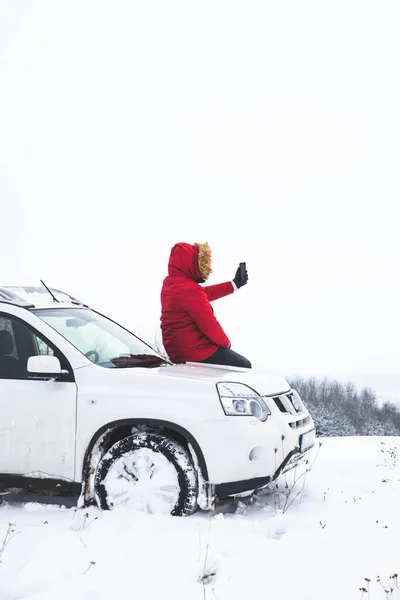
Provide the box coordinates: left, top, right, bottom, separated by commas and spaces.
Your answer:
239, 262, 246, 279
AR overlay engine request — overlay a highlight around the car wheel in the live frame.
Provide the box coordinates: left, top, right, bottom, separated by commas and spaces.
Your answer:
94, 432, 198, 516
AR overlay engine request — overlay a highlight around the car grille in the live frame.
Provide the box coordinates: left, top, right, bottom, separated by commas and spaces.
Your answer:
272, 392, 302, 415
288, 416, 312, 429
274, 397, 287, 412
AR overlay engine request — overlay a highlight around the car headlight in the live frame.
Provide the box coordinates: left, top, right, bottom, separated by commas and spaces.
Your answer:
216, 382, 271, 422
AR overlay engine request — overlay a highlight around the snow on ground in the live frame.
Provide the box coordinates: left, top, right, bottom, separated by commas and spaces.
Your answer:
1, 437, 399, 600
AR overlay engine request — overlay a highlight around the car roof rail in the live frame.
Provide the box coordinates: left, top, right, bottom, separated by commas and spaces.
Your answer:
0, 287, 35, 308
0, 286, 89, 309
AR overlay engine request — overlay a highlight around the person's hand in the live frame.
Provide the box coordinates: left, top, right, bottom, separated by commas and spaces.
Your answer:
233, 265, 248, 289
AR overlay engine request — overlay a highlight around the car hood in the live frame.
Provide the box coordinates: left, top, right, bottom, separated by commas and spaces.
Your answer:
120, 361, 291, 397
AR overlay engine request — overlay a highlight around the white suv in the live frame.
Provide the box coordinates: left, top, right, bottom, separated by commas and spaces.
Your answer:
0, 286, 315, 515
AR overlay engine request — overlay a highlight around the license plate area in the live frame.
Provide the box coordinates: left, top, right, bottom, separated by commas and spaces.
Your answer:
299, 428, 316, 453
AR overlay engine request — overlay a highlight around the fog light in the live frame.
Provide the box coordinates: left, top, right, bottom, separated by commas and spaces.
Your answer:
249, 446, 265, 462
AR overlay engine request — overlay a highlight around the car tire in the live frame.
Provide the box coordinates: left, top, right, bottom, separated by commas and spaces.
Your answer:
94, 432, 198, 516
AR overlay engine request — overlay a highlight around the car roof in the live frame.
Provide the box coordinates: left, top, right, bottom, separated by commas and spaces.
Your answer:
0, 286, 89, 310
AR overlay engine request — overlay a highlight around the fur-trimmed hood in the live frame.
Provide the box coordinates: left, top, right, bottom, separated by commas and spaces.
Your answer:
168, 242, 212, 282
194, 242, 212, 281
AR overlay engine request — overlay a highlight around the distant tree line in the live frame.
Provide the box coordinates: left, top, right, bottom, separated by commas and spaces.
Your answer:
288, 376, 400, 437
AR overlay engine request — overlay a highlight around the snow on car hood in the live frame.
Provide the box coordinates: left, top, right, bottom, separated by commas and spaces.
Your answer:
121, 361, 291, 397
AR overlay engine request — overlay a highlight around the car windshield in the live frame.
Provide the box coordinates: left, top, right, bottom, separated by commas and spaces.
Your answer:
33, 308, 168, 369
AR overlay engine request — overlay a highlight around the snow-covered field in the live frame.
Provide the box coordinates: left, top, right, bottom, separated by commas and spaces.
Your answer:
1, 437, 399, 600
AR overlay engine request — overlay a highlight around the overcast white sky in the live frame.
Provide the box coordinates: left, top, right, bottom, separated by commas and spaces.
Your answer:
1, 1, 400, 396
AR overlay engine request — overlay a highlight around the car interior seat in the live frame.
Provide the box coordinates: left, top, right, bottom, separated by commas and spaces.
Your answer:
0, 329, 21, 378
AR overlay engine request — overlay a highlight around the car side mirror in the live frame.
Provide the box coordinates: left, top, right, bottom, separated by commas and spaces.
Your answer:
27, 355, 64, 380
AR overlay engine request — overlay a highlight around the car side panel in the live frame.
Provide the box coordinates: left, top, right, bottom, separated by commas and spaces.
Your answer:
73, 365, 224, 481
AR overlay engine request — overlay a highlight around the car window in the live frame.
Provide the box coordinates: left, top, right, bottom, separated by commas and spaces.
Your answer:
0, 314, 69, 380
33, 335, 55, 356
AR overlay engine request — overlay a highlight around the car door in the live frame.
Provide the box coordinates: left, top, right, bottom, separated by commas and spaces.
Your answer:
0, 312, 77, 489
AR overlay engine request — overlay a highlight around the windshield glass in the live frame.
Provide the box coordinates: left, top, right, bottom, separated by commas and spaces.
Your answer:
33, 308, 167, 369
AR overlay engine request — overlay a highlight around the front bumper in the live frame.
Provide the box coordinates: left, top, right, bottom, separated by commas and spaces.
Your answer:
189, 411, 315, 488
214, 446, 311, 497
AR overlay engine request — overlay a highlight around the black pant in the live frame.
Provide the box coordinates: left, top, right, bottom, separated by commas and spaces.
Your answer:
202, 347, 252, 369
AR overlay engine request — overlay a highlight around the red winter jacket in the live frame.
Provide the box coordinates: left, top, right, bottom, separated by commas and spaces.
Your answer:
161, 243, 233, 363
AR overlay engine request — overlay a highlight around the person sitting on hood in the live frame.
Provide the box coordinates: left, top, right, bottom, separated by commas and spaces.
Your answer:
160, 242, 251, 368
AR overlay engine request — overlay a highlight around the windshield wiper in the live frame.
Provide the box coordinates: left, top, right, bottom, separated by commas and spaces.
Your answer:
110, 354, 168, 369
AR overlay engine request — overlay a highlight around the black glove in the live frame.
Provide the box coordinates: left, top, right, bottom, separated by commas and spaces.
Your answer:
233, 265, 248, 289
